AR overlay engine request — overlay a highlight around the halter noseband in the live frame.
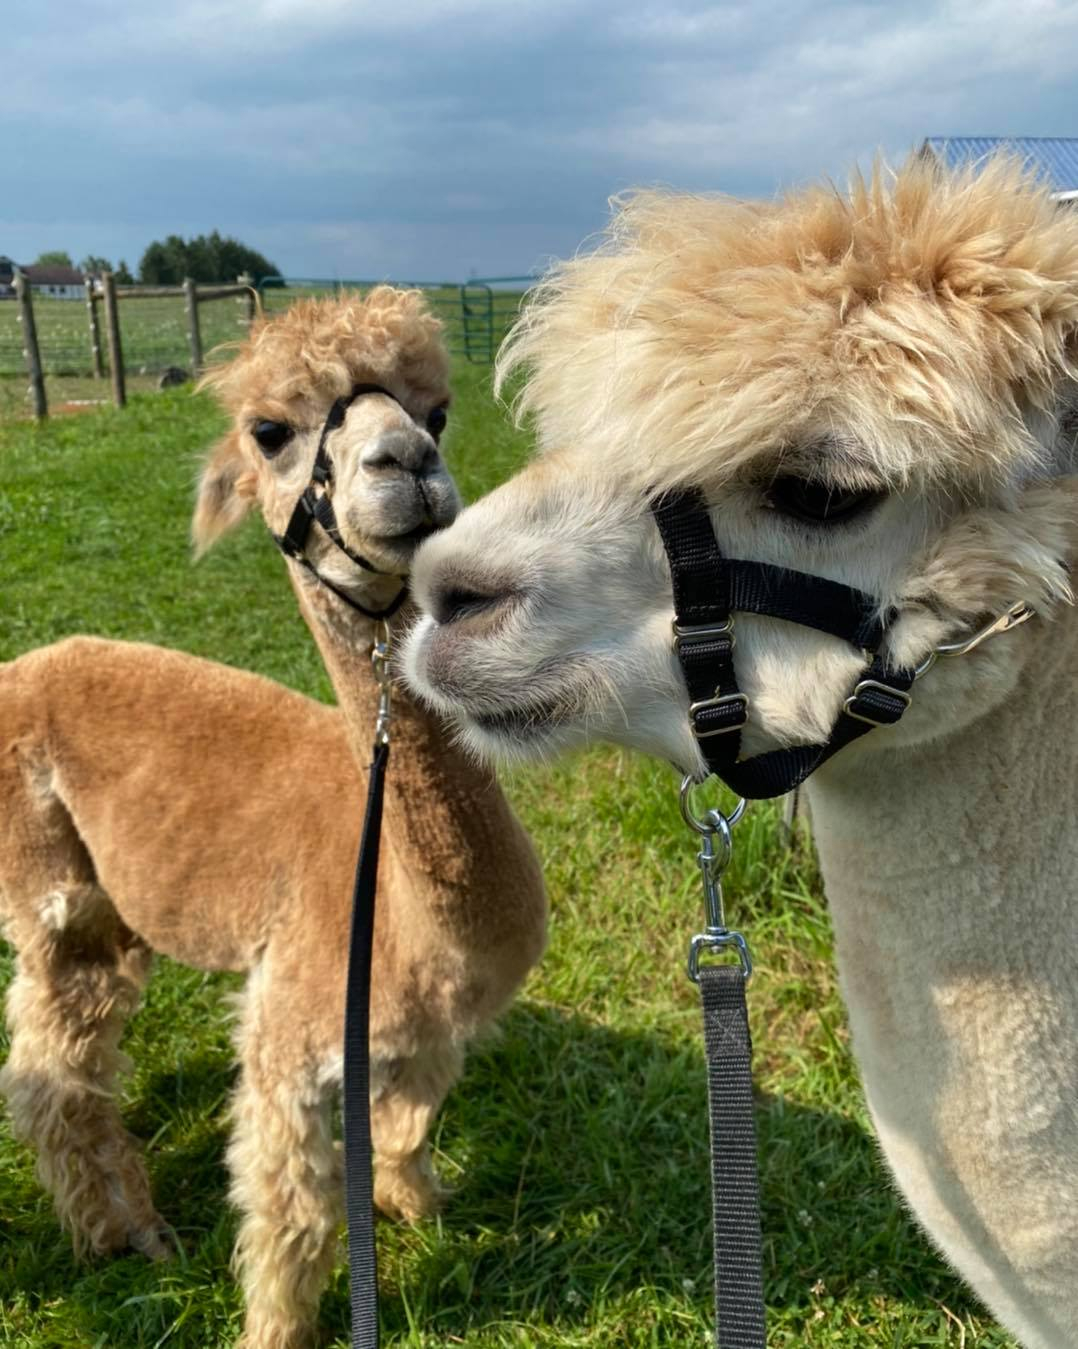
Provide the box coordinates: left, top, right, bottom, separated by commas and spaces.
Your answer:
272, 382, 411, 621
652, 487, 1032, 801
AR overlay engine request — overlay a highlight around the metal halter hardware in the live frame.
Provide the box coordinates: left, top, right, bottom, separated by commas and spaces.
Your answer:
680, 777, 750, 982
652, 487, 1037, 802
371, 620, 393, 746
271, 382, 412, 621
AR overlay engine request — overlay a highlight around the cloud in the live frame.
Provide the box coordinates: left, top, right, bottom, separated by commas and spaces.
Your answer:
4, 0, 1077, 278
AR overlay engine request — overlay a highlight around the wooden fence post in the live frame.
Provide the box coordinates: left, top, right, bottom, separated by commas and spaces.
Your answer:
237, 271, 257, 326
14, 270, 47, 420
101, 271, 126, 408
184, 277, 203, 372
85, 276, 104, 379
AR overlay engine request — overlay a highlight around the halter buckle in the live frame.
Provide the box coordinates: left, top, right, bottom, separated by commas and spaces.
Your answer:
843, 678, 911, 727
689, 692, 749, 738
673, 617, 736, 652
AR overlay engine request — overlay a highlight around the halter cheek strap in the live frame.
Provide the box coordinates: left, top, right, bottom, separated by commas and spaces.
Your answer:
272, 383, 410, 621
651, 487, 916, 801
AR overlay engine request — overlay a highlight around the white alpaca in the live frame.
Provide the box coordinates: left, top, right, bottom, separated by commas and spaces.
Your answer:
402, 158, 1078, 1347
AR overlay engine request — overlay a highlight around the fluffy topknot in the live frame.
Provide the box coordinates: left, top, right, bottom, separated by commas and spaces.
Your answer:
497, 155, 1078, 495
201, 286, 450, 421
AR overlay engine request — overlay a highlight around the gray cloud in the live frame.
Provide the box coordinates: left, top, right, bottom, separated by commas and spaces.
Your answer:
4, 0, 1077, 279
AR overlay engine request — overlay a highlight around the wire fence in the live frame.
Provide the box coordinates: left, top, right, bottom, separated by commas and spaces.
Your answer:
0, 293, 248, 380
0, 273, 536, 420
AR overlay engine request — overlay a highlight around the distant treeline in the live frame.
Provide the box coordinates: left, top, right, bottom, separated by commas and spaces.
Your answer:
138, 232, 279, 286
40, 232, 280, 286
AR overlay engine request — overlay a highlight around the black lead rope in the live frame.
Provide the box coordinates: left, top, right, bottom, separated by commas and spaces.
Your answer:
343, 737, 389, 1349
276, 382, 413, 1342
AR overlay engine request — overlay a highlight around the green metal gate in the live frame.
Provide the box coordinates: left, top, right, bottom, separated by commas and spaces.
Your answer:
258, 275, 536, 364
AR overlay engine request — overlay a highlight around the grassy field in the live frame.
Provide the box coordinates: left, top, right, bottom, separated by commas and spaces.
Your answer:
0, 370, 1014, 1346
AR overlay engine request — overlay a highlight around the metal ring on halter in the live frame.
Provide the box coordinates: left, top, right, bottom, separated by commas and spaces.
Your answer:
679, 774, 748, 836
914, 599, 1036, 680
372, 620, 393, 746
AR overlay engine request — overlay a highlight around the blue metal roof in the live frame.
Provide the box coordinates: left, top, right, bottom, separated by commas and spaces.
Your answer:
922, 137, 1078, 194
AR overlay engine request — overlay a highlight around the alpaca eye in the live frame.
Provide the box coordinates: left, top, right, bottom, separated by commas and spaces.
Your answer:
252, 420, 293, 457
766, 476, 880, 524
426, 405, 448, 440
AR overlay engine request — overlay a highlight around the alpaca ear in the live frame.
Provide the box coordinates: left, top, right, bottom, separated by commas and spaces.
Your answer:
192, 429, 257, 557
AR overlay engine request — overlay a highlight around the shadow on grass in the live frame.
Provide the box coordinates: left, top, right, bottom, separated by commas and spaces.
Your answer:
327, 1001, 986, 1343
3, 1001, 991, 1347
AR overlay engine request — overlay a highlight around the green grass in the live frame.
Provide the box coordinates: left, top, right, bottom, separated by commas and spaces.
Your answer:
0, 373, 1014, 1346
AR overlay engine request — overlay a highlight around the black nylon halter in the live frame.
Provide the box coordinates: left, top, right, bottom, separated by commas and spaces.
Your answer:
651, 487, 916, 800
272, 382, 410, 621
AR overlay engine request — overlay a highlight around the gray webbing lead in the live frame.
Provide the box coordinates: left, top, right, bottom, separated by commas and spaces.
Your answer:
681, 778, 766, 1347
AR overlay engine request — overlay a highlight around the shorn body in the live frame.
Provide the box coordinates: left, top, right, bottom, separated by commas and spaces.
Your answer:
402, 158, 1078, 1345
0, 639, 545, 1349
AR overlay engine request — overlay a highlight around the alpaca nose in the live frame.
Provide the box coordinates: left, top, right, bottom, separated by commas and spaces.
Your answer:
361, 428, 439, 476
426, 567, 517, 627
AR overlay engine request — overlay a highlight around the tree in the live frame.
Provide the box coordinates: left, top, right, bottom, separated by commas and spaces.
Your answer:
78, 255, 136, 283
79, 255, 112, 276
35, 249, 73, 268
138, 241, 171, 285
138, 232, 279, 285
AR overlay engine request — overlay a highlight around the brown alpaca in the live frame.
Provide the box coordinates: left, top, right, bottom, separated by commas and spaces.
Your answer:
0, 289, 547, 1349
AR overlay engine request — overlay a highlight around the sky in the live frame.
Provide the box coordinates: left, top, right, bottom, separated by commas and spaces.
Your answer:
4, 0, 1078, 282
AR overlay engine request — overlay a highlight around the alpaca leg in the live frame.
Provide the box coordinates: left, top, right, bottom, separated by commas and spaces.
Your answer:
372, 1044, 463, 1222
0, 886, 167, 1260
228, 974, 340, 1349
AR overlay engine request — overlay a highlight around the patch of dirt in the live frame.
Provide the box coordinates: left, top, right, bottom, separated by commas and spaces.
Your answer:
52, 400, 110, 415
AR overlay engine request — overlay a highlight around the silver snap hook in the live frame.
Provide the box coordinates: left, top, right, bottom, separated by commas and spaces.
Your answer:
679, 774, 752, 982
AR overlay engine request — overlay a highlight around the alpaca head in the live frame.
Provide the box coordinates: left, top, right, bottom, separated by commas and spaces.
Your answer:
193, 287, 460, 610
404, 158, 1078, 774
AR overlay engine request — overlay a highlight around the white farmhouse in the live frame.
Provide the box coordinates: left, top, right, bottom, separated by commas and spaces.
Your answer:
22, 262, 86, 300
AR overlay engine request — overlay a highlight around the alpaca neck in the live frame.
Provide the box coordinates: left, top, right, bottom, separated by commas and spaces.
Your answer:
805, 612, 1078, 977
292, 571, 537, 937
802, 609, 1078, 1129
291, 574, 386, 753
802, 612, 1078, 1343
